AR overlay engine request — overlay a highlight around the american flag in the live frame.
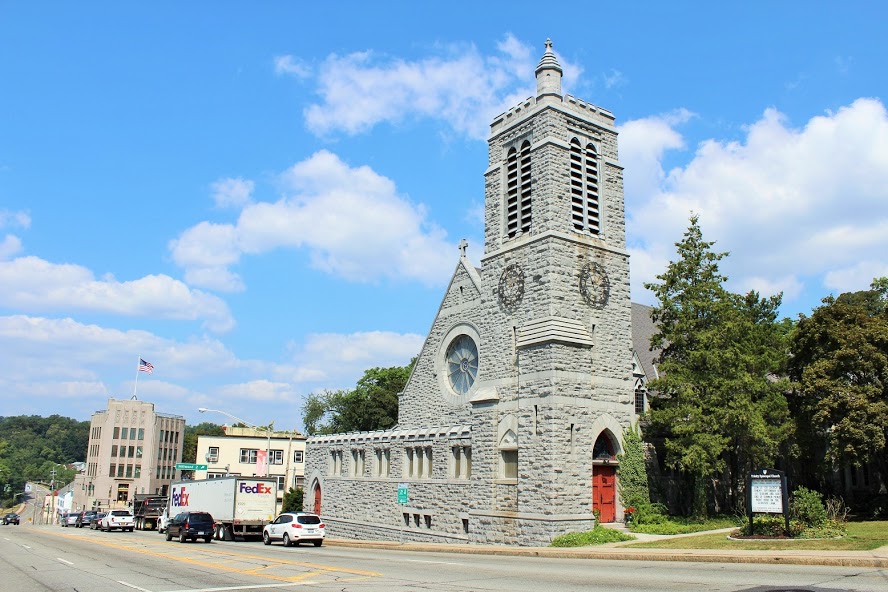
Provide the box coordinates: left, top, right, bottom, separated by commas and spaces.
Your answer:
138, 358, 154, 374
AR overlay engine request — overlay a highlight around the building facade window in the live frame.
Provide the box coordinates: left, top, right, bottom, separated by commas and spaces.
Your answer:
239, 448, 258, 464
207, 472, 226, 479
113, 427, 120, 439
375, 448, 390, 478
270, 449, 284, 465
207, 447, 219, 463
329, 450, 343, 476
121, 427, 128, 440
505, 140, 532, 238
293, 450, 304, 463
451, 445, 472, 479
634, 387, 645, 415
500, 449, 518, 479
570, 138, 600, 235
276, 475, 285, 491
351, 449, 365, 477
404, 446, 432, 479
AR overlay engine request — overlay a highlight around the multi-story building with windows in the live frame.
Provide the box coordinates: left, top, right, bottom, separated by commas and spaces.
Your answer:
82, 398, 185, 510
193, 426, 307, 512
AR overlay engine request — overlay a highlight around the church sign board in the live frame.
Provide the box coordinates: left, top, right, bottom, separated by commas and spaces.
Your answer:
746, 468, 789, 536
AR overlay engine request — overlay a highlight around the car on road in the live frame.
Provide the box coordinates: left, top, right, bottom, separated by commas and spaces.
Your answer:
157, 507, 170, 534
76, 510, 97, 528
262, 512, 325, 547
2, 513, 20, 525
61, 512, 79, 527
89, 512, 106, 530
165, 511, 215, 543
101, 509, 135, 532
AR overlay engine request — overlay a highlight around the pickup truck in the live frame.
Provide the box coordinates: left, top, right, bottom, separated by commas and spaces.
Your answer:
101, 509, 135, 532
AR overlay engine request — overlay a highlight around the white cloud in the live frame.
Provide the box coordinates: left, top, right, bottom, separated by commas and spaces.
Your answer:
0, 256, 235, 332
171, 150, 455, 289
216, 379, 296, 402
211, 177, 254, 209
0, 209, 30, 229
301, 35, 574, 140
0, 234, 22, 259
824, 260, 888, 294
289, 330, 423, 386
274, 54, 311, 78
623, 98, 888, 308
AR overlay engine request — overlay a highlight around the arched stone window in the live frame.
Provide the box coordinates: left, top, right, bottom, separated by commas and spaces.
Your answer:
569, 138, 600, 235
506, 140, 532, 238
593, 431, 616, 461
497, 414, 518, 481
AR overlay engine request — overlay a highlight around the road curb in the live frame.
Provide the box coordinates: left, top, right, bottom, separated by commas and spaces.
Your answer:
323, 539, 888, 568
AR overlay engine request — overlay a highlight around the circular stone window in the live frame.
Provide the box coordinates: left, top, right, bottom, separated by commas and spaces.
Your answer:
445, 334, 478, 396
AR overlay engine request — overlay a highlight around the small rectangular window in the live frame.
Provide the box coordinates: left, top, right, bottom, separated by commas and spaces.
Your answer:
113, 427, 120, 439
121, 427, 128, 440
208, 447, 219, 463
293, 450, 304, 463
276, 475, 285, 491
501, 450, 518, 479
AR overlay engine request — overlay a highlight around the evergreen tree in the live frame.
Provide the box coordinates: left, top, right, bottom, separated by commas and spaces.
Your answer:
645, 215, 791, 515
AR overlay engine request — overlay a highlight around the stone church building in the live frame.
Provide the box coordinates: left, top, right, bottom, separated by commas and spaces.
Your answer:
304, 40, 654, 546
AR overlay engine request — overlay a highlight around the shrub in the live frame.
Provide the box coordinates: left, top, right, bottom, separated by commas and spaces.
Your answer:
791, 486, 827, 528
551, 525, 635, 547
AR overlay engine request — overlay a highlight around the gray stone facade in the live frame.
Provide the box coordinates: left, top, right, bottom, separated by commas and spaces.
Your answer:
305, 40, 638, 546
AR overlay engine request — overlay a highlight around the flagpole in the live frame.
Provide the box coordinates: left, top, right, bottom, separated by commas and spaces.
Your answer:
133, 354, 140, 400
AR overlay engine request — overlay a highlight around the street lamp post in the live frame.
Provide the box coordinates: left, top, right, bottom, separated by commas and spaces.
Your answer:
198, 408, 274, 477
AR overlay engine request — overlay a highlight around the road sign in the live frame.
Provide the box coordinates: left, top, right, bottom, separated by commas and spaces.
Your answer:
397, 482, 408, 504
175, 463, 207, 471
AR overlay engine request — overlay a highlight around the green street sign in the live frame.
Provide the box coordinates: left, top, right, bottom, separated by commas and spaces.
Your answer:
397, 482, 408, 504
175, 463, 207, 471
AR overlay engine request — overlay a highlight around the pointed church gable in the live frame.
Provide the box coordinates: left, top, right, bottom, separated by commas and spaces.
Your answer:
397, 257, 484, 429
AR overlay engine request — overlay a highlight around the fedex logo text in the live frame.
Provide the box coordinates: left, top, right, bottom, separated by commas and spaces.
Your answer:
239, 482, 272, 494
171, 487, 189, 507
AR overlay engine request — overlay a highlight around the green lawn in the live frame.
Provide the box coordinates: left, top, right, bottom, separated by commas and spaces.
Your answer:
625, 520, 888, 551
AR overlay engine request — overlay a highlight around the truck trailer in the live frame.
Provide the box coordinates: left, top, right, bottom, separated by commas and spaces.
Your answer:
132, 494, 166, 530
167, 477, 277, 540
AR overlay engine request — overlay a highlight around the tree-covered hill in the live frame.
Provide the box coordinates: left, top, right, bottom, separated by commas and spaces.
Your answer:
0, 415, 89, 507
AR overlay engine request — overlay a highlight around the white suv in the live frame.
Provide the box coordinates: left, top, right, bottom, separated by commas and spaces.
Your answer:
101, 509, 135, 532
263, 512, 325, 547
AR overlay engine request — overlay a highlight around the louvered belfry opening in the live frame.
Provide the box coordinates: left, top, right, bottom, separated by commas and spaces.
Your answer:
506, 140, 532, 238
570, 138, 600, 234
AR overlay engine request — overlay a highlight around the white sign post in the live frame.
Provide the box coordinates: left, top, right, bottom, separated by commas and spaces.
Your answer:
747, 469, 789, 536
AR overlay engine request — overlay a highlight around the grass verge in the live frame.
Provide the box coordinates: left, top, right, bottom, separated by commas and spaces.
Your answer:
624, 520, 888, 551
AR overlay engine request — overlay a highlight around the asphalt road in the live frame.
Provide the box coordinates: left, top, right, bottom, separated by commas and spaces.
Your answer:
1, 525, 887, 592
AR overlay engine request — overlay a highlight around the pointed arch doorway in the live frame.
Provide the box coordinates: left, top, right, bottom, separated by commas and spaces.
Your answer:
312, 482, 322, 515
591, 431, 617, 523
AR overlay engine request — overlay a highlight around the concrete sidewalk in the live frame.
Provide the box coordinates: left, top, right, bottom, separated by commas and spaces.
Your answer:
324, 530, 888, 569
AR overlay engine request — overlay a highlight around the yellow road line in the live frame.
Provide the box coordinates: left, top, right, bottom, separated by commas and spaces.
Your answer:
45, 530, 381, 583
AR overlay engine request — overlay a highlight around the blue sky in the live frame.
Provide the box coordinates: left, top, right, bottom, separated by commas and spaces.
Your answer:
2, 2, 887, 429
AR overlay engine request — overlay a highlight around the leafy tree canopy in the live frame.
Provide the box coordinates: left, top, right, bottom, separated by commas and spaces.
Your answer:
183, 422, 227, 464
301, 361, 415, 436
787, 277, 888, 492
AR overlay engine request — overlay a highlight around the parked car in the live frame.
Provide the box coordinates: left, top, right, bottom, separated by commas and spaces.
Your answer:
165, 511, 215, 543
262, 512, 325, 547
157, 507, 170, 534
61, 512, 79, 527
2, 513, 20, 525
101, 509, 135, 532
89, 512, 107, 530
76, 510, 97, 528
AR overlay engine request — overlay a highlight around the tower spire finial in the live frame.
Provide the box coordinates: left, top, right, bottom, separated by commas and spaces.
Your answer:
535, 38, 563, 98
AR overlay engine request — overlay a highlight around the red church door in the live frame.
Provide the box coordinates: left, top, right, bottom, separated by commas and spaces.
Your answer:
313, 484, 322, 515
592, 466, 616, 523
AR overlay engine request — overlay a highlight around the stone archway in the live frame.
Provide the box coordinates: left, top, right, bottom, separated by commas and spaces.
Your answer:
312, 480, 322, 516
591, 430, 618, 523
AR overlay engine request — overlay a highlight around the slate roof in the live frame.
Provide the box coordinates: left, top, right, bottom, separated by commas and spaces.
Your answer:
631, 302, 659, 381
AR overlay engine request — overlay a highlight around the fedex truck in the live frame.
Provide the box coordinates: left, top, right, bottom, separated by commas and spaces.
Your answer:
167, 477, 277, 540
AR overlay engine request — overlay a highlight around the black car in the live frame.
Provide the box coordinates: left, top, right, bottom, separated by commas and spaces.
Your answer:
76, 510, 97, 528
89, 512, 106, 530
165, 511, 215, 543
2, 513, 20, 525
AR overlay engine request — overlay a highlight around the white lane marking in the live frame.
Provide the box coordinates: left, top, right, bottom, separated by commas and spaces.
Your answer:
402, 559, 463, 565
118, 581, 153, 592
57, 558, 73, 565
165, 583, 318, 592
21, 544, 31, 549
